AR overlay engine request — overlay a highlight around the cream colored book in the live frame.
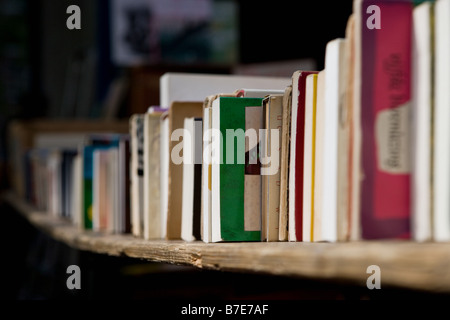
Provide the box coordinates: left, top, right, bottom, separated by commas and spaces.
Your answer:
351, 1, 363, 241
288, 71, 318, 242
313, 71, 325, 242
261, 94, 283, 242
160, 112, 169, 239
338, 15, 355, 242
321, 38, 347, 242
412, 2, 434, 242
129, 114, 144, 237
143, 111, 163, 240
433, 0, 450, 241
167, 101, 203, 240
302, 74, 318, 242
160, 72, 290, 108
278, 85, 292, 241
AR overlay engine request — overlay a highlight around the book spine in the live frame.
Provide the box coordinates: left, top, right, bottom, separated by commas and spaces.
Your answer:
359, 0, 412, 239
193, 118, 203, 240
293, 71, 318, 242
302, 74, 318, 242
218, 97, 262, 242
433, 0, 450, 241
265, 95, 283, 242
83, 146, 93, 230
278, 86, 292, 241
202, 106, 212, 242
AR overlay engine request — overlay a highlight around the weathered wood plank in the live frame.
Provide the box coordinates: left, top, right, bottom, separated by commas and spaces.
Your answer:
4, 191, 450, 293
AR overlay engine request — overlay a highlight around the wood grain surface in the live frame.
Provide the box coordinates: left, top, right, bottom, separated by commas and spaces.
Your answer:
3, 191, 450, 293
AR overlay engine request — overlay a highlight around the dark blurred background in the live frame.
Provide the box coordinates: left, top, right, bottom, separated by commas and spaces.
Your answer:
0, 0, 354, 184
0, 0, 354, 121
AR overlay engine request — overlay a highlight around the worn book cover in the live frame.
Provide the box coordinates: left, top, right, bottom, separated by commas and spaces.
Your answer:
261, 94, 283, 242
322, 38, 347, 242
278, 85, 292, 241
356, 0, 412, 239
130, 114, 145, 237
433, 0, 450, 241
167, 101, 203, 240
288, 71, 318, 242
302, 74, 318, 242
143, 111, 164, 240
211, 97, 263, 242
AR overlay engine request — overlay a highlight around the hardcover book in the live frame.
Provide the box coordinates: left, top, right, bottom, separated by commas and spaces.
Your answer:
355, 0, 412, 239
211, 97, 263, 242
302, 74, 318, 242
143, 110, 165, 240
322, 38, 347, 242
433, 0, 450, 241
278, 85, 292, 241
167, 101, 203, 239
411, 1, 434, 242
261, 94, 283, 242
288, 71, 318, 242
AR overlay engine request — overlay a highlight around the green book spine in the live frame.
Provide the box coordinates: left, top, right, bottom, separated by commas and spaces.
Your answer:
219, 97, 262, 241
83, 145, 94, 230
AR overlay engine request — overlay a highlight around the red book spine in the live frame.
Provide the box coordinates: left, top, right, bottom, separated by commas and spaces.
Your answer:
295, 71, 318, 241
360, 0, 412, 239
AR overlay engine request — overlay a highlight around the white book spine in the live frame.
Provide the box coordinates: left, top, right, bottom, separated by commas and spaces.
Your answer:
202, 107, 211, 243
322, 39, 345, 242
160, 116, 169, 239
433, 0, 450, 241
302, 75, 317, 242
412, 3, 433, 242
211, 99, 222, 243
288, 81, 299, 242
181, 118, 195, 242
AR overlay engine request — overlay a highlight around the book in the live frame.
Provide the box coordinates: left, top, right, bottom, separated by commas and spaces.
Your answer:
160, 111, 170, 239
70, 152, 83, 229
130, 114, 145, 237
313, 71, 325, 242
340, 14, 355, 242
201, 90, 282, 243
166, 101, 203, 240
211, 97, 263, 242
47, 150, 62, 218
235, 88, 285, 98
261, 94, 283, 242
411, 1, 435, 242
201, 97, 213, 243
92, 148, 109, 231
61, 150, 78, 219
143, 110, 165, 240
278, 85, 292, 241
6, 119, 129, 200
181, 117, 203, 242
82, 134, 124, 231
355, 0, 412, 239
107, 146, 120, 232
302, 74, 318, 242
288, 71, 318, 242
160, 72, 290, 108
321, 38, 347, 242
201, 93, 236, 243
118, 135, 131, 234
182, 117, 196, 241
433, 0, 450, 241
83, 145, 106, 230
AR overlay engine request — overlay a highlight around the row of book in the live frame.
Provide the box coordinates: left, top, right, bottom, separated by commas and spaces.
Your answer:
10, 0, 450, 243
20, 129, 131, 234
129, 0, 450, 243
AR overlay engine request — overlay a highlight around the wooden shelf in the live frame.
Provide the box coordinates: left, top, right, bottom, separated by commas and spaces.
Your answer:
3, 191, 450, 294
